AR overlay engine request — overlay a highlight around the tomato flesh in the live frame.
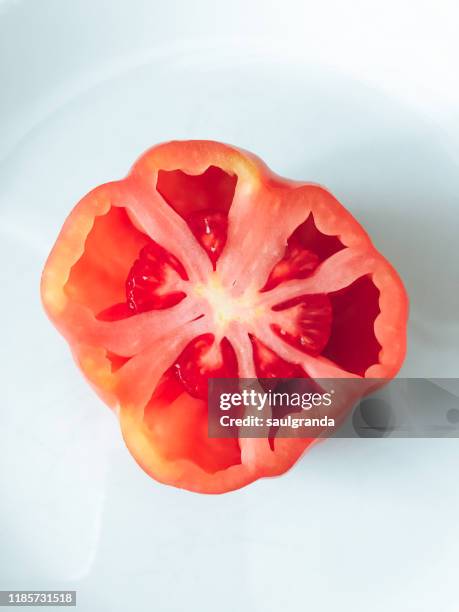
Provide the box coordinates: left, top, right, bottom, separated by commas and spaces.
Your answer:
42, 141, 408, 494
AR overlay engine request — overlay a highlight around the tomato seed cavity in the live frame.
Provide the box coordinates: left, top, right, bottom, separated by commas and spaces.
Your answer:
174, 334, 238, 399
126, 241, 187, 313
263, 237, 319, 291
186, 209, 228, 268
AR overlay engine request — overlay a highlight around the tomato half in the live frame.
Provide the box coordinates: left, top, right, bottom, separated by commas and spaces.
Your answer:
41, 140, 408, 493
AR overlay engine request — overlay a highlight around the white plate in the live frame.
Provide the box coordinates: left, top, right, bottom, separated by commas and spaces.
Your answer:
1, 1, 458, 611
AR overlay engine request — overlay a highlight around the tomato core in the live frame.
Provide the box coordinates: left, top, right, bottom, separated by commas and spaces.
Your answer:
123, 208, 340, 398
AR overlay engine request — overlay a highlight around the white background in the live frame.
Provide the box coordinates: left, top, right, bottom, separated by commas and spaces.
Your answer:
1, 1, 458, 611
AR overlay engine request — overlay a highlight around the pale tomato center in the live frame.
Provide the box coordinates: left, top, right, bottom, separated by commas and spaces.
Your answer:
194, 273, 264, 331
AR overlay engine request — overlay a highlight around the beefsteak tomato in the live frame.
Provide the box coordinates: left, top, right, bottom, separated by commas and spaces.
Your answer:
41, 140, 408, 493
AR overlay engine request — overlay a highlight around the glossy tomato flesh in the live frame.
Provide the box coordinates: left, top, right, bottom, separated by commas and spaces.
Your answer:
41, 141, 408, 493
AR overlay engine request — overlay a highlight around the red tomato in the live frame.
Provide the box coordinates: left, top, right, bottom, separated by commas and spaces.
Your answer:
41, 141, 408, 493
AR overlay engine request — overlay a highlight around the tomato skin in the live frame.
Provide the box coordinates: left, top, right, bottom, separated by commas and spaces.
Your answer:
41, 140, 408, 494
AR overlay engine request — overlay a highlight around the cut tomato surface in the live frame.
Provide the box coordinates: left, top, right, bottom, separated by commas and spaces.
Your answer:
41, 140, 408, 494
